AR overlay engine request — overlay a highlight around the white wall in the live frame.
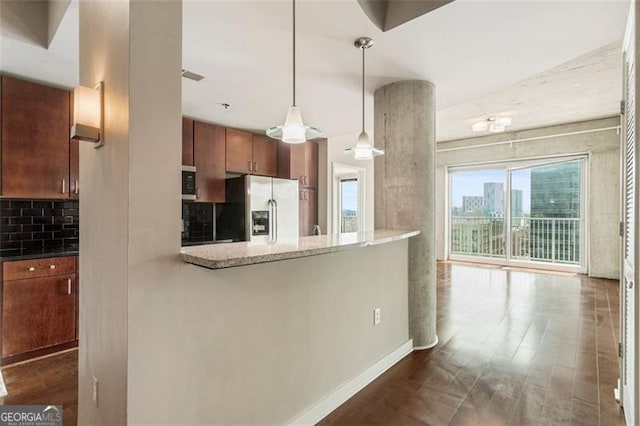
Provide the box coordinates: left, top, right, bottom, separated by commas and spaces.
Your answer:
436, 116, 621, 279
318, 133, 375, 235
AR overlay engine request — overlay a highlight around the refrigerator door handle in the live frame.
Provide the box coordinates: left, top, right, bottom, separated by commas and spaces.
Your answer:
272, 199, 278, 242
267, 199, 274, 243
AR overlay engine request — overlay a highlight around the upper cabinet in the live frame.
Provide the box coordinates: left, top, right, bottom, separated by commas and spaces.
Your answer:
226, 129, 277, 177
194, 121, 225, 203
1, 76, 77, 199
278, 140, 319, 188
252, 135, 277, 177
182, 118, 194, 166
225, 128, 253, 174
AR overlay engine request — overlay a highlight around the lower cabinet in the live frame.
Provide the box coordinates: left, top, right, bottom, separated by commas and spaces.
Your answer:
1, 256, 78, 364
299, 188, 318, 237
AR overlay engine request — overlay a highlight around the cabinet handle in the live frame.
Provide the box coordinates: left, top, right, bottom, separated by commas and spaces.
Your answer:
304, 175, 308, 186
253, 162, 257, 173
67, 278, 72, 295
196, 187, 200, 199
248, 161, 253, 172
28, 266, 35, 272
61, 178, 66, 194
50, 264, 56, 270
75, 180, 79, 195
305, 190, 308, 200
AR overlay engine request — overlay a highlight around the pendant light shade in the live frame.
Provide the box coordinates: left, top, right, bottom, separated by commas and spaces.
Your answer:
266, 0, 321, 144
344, 37, 384, 160
266, 106, 321, 144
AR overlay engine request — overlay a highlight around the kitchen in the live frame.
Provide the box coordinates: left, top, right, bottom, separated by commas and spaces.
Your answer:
180, 118, 320, 246
0, 3, 420, 420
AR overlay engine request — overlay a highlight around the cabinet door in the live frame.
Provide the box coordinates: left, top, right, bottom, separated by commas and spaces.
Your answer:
182, 118, 194, 166
1, 76, 70, 198
226, 128, 253, 174
299, 188, 317, 236
304, 141, 318, 189
2, 275, 76, 357
69, 92, 80, 199
194, 121, 225, 202
307, 188, 318, 233
69, 139, 79, 199
252, 135, 277, 177
299, 187, 308, 236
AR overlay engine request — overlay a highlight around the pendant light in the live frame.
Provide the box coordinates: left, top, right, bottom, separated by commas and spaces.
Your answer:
344, 37, 384, 160
266, 0, 321, 144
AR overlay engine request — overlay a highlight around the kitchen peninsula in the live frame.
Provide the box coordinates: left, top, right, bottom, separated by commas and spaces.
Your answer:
176, 229, 419, 423
181, 229, 419, 269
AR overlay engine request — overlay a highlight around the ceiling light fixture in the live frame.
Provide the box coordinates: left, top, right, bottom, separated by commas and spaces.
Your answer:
344, 37, 384, 161
266, 0, 320, 144
471, 116, 512, 133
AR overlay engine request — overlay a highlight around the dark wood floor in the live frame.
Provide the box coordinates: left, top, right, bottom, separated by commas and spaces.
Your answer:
1, 349, 77, 426
0, 262, 625, 426
321, 262, 626, 426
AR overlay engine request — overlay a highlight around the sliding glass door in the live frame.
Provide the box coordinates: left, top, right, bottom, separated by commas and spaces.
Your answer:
449, 157, 586, 272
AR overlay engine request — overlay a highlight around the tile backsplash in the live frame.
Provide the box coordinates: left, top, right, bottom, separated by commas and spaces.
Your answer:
182, 202, 214, 244
0, 199, 79, 257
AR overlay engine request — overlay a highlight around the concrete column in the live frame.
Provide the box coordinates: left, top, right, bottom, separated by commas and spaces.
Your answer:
374, 80, 437, 349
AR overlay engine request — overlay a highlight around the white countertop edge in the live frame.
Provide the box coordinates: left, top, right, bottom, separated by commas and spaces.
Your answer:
181, 229, 420, 270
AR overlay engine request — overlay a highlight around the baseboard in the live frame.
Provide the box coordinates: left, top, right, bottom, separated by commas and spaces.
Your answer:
288, 339, 414, 425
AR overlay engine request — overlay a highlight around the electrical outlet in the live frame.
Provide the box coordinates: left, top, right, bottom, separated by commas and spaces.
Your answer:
92, 376, 99, 407
374, 308, 381, 325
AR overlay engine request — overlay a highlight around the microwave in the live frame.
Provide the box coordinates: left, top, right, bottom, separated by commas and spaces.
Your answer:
182, 165, 197, 200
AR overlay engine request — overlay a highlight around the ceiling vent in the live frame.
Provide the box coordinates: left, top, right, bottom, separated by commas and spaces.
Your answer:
182, 69, 205, 82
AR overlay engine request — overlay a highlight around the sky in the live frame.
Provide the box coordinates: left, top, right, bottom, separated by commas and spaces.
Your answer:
341, 180, 358, 212
451, 169, 531, 213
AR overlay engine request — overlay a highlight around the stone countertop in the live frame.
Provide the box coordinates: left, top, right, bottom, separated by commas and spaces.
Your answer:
0, 249, 79, 263
180, 229, 420, 270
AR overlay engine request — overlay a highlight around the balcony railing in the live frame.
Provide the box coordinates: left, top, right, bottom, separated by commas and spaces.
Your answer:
450, 216, 581, 265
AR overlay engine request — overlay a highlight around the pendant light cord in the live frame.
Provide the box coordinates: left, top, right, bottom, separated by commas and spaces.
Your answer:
361, 45, 365, 133
292, 0, 296, 107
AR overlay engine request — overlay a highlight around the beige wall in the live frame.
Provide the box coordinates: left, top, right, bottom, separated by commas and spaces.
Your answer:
78, 0, 132, 423
318, 133, 375, 235
79, 1, 409, 423
130, 242, 410, 424
436, 116, 621, 279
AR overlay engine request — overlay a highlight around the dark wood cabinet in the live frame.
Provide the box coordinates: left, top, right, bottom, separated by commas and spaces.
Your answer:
225, 128, 253, 174
278, 140, 320, 235
1, 76, 74, 199
182, 117, 194, 166
194, 121, 226, 202
305, 142, 318, 189
1, 256, 78, 364
299, 188, 318, 236
226, 129, 277, 177
252, 135, 277, 177
278, 141, 319, 188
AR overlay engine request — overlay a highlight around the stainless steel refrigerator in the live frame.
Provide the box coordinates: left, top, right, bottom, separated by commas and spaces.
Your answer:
218, 175, 299, 243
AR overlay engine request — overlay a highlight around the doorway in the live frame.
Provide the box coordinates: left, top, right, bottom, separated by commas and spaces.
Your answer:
448, 156, 587, 273
332, 162, 365, 234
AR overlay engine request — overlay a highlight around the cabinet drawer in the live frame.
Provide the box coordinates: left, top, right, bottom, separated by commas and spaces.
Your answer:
2, 256, 76, 281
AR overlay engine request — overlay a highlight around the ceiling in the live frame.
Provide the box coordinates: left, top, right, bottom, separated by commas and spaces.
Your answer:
0, 0, 630, 141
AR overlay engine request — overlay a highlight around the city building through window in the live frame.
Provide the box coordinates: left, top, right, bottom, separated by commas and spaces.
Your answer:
449, 157, 586, 272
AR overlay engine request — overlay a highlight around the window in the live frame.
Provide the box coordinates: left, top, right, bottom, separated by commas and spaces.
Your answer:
340, 178, 358, 233
449, 157, 586, 272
